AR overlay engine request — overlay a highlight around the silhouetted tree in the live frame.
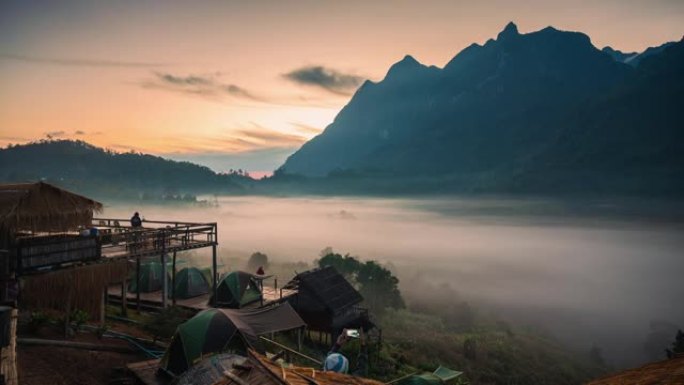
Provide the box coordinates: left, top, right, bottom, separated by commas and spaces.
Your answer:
247, 251, 269, 273
666, 329, 684, 359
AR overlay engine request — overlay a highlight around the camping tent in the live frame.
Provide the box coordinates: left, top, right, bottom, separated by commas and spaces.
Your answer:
159, 303, 305, 376
174, 267, 210, 299
210, 271, 262, 308
396, 366, 463, 385
128, 261, 170, 293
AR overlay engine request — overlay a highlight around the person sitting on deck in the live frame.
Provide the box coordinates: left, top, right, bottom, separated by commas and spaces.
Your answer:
130, 212, 142, 228
323, 328, 368, 376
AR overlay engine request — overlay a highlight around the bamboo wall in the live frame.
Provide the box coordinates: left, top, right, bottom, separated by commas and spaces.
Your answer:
20, 261, 128, 319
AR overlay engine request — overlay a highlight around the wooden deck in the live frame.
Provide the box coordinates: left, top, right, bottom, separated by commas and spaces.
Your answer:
127, 358, 168, 385
108, 285, 297, 312
95, 218, 218, 262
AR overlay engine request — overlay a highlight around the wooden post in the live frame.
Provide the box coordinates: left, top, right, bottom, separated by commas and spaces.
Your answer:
161, 229, 168, 309
212, 244, 218, 307
297, 327, 302, 352
64, 290, 72, 338
136, 256, 141, 312
100, 287, 106, 326
0, 308, 18, 385
121, 280, 128, 317
172, 251, 177, 306
161, 253, 168, 308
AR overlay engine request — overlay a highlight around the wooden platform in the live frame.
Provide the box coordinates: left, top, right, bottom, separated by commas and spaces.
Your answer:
127, 359, 168, 385
108, 285, 297, 312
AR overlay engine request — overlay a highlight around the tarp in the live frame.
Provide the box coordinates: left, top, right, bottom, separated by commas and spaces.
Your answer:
159, 303, 305, 376
396, 366, 463, 385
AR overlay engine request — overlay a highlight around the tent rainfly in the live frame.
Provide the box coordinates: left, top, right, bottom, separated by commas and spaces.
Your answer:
159, 303, 305, 376
128, 261, 170, 293
210, 271, 262, 308
173, 267, 210, 299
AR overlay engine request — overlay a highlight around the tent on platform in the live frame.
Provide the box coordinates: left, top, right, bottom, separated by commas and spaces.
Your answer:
396, 366, 464, 385
209, 271, 262, 308
128, 261, 170, 293
173, 267, 210, 299
159, 303, 305, 376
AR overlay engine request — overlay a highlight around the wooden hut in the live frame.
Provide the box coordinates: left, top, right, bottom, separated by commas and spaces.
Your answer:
283, 266, 371, 338
0, 182, 128, 318
0, 182, 104, 277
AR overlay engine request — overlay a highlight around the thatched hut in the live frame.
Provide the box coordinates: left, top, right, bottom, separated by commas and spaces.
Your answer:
0, 181, 102, 238
0, 182, 104, 275
0, 182, 126, 320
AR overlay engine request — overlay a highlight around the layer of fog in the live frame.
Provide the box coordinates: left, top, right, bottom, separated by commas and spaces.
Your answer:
103, 196, 684, 367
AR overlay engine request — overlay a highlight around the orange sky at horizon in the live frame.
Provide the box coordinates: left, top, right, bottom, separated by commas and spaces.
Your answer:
1, 0, 683, 172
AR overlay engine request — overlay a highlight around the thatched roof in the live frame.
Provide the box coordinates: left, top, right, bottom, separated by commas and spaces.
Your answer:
0, 182, 102, 235
586, 354, 684, 384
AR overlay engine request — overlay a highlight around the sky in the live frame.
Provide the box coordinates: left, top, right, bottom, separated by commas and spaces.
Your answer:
1, 0, 683, 175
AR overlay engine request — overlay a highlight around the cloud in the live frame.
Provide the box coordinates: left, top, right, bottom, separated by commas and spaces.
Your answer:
44, 131, 66, 139
290, 122, 323, 135
74, 130, 86, 136
140, 72, 259, 101
150, 124, 309, 154
0, 53, 162, 68
283, 66, 365, 95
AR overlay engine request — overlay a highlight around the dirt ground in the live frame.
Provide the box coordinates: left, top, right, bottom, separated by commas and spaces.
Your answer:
17, 324, 151, 385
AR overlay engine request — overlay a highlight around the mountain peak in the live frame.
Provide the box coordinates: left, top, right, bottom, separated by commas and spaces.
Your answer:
498, 22, 519, 40
384, 54, 423, 79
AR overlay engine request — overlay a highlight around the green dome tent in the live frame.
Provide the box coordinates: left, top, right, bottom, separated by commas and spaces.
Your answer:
128, 261, 171, 293
173, 267, 210, 299
209, 271, 262, 308
159, 304, 305, 376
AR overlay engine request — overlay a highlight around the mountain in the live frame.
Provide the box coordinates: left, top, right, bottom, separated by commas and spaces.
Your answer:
0, 140, 248, 200
602, 46, 638, 63
277, 23, 684, 196
603, 42, 677, 66
515, 38, 684, 194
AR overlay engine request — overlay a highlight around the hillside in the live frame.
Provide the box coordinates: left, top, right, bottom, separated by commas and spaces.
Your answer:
0, 140, 249, 200
277, 23, 684, 196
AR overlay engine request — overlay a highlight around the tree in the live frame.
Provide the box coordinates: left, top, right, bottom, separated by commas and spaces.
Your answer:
247, 251, 269, 273
318, 249, 404, 313
666, 329, 684, 359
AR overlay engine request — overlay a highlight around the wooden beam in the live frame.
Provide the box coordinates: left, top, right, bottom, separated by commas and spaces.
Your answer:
172, 251, 177, 306
212, 244, 218, 306
121, 280, 128, 317
100, 287, 106, 326
162, 228, 169, 308
161, 252, 168, 309
136, 256, 141, 312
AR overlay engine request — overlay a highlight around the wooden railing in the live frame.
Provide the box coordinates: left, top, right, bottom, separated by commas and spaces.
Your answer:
92, 218, 217, 257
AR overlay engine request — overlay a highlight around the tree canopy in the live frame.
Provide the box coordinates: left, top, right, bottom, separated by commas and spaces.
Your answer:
317, 249, 404, 313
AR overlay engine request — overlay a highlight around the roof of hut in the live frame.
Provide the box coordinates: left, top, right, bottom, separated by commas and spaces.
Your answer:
0, 182, 102, 234
286, 266, 363, 314
212, 349, 386, 385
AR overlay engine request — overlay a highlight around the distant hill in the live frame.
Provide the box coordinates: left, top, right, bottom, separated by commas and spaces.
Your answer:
277, 23, 684, 196
0, 140, 249, 200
